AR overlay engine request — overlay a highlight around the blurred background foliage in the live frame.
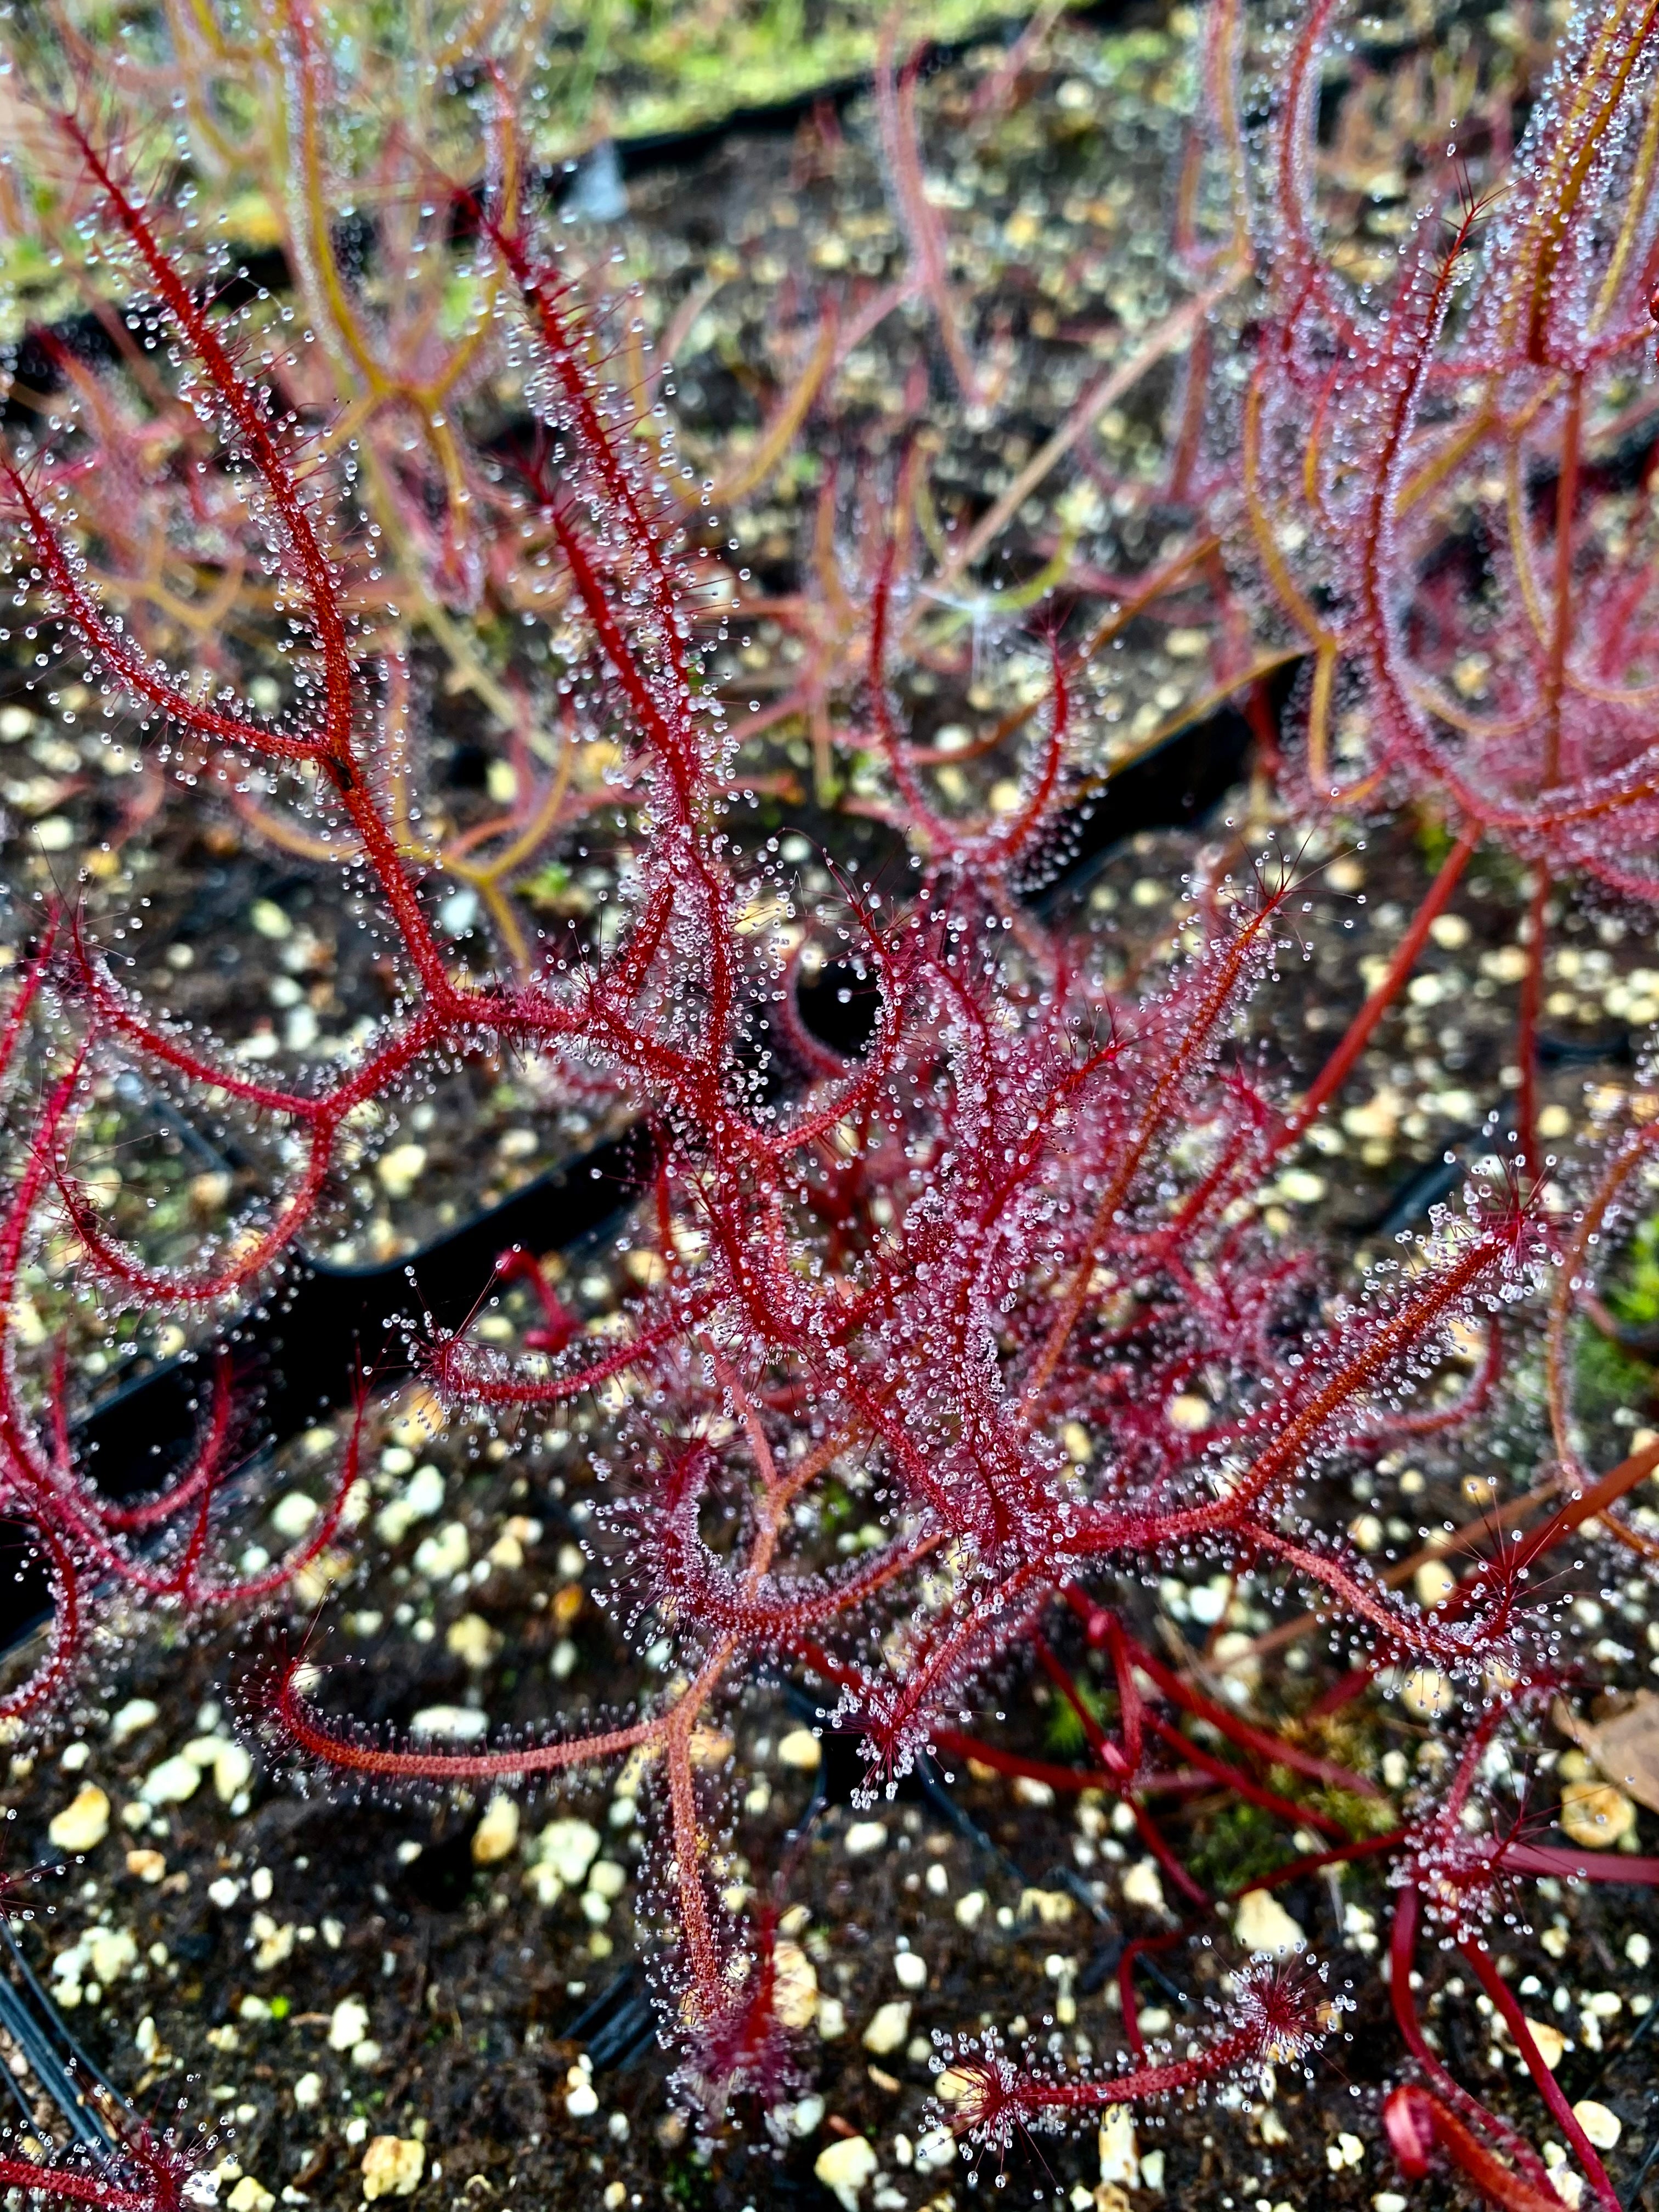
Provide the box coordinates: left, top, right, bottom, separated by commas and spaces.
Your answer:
0, 0, 1074, 334
517, 0, 1069, 146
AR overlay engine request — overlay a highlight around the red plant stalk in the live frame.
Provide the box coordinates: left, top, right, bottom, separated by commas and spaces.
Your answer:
1378, 1681, 1659, 2210
874, 25, 982, 405
0, 2117, 218, 2212
1389, 1887, 1561, 2197
0, 2165, 171, 2212
1459, 1939, 1621, 2212
1206, 0, 1659, 892
944, 1959, 1342, 2149
1384, 2084, 1576, 2212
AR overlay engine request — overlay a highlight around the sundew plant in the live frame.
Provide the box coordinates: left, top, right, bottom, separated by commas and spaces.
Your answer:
0, 5, 1651, 2211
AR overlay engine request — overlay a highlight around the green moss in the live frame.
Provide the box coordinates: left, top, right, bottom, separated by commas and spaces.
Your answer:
1609, 1210, 1659, 1329
1573, 1316, 1654, 1430
819, 1477, 856, 1532
1413, 807, 1455, 871
520, 861, 575, 909
665, 2153, 717, 2210
1306, 1785, 1395, 1839
1044, 1673, 1105, 1757
543, 0, 1066, 158
1187, 1799, 1285, 1890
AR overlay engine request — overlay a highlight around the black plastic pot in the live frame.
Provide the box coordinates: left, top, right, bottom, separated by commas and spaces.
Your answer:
0, 1122, 654, 1644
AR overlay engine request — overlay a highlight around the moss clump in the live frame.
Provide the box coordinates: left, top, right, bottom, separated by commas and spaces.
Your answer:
1573, 1317, 1654, 1431
1187, 1799, 1285, 1891
1044, 1674, 1107, 1757
1307, 1786, 1398, 1840
1609, 1211, 1659, 1329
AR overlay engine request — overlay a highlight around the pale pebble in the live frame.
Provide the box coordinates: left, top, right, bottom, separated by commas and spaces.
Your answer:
360, 2137, 424, 2200
861, 2000, 911, 2055
49, 1785, 110, 1853
814, 2135, 877, 2211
